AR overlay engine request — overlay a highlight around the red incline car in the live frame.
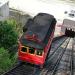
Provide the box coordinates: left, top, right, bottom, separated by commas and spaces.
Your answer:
18, 13, 57, 67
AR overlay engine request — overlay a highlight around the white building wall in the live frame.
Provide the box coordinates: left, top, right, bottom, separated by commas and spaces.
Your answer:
0, 2, 9, 20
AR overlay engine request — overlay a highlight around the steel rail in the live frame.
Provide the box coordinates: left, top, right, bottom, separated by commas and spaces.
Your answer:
48, 37, 67, 59
70, 38, 74, 75
50, 38, 70, 75
45, 37, 67, 62
40, 38, 70, 75
3, 62, 35, 75
46, 37, 68, 65
3, 62, 23, 75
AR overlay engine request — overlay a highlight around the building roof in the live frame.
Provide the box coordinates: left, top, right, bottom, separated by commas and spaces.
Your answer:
0, 0, 8, 7
63, 19, 75, 29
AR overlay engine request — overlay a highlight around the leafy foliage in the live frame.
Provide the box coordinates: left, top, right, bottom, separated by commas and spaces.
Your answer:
0, 20, 18, 49
0, 47, 17, 74
0, 47, 12, 74
0, 19, 21, 74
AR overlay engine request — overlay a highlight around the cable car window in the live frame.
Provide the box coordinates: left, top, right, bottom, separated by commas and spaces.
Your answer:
36, 50, 42, 56
21, 47, 27, 52
29, 47, 35, 54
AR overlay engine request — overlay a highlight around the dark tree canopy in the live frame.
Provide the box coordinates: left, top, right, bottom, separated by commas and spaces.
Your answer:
0, 20, 18, 49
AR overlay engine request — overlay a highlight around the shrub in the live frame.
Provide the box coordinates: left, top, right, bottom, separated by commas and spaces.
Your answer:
0, 47, 12, 73
0, 47, 17, 74
0, 20, 18, 49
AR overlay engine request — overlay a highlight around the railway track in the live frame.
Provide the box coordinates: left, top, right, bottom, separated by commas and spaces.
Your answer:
3, 63, 35, 75
49, 38, 71, 75
51, 38, 75, 75
70, 38, 74, 75
47, 37, 67, 59
3, 36, 75, 75
73, 38, 75, 75
39, 37, 70, 75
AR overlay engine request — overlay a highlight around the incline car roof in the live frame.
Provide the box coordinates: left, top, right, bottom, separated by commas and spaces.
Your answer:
20, 13, 56, 49
25, 13, 55, 41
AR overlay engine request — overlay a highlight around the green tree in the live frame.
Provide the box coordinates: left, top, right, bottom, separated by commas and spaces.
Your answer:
0, 20, 18, 49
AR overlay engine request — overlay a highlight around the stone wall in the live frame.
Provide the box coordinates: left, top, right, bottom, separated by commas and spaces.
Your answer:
9, 8, 32, 27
